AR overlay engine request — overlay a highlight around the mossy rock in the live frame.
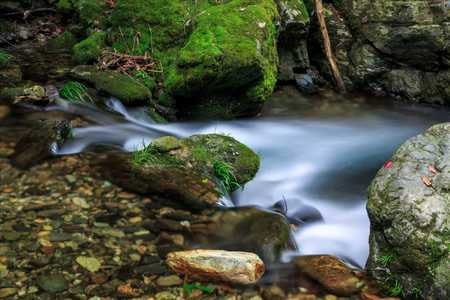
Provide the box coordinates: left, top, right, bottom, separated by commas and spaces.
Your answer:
71, 65, 152, 104
367, 123, 450, 299
165, 0, 280, 118
72, 31, 106, 64
109, 0, 190, 54
58, 0, 106, 27
99, 134, 260, 209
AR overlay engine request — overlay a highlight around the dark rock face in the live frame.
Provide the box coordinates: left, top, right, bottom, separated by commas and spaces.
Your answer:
324, 0, 450, 103
276, 0, 310, 83
99, 134, 260, 209
10, 120, 72, 169
367, 123, 450, 299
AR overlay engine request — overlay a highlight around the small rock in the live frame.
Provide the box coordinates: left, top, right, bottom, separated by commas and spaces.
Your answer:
166, 249, 265, 285
76, 256, 102, 273
134, 263, 167, 275
294, 255, 364, 296
0, 288, 17, 298
0, 264, 7, 278
36, 274, 69, 293
156, 275, 183, 287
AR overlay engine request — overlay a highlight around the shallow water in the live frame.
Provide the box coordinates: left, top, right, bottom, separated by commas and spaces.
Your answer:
16, 86, 450, 267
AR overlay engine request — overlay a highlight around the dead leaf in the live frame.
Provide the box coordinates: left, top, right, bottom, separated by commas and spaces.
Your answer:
421, 176, 432, 187
428, 165, 439, 175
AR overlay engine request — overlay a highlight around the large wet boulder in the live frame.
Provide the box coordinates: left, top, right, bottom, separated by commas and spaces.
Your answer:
70, 65, 152, 104
164, 0, 280, 118
367, 123, 450, 299
100, 134, 260, 209
330, 0, 450, 102
191, 207, 294, 264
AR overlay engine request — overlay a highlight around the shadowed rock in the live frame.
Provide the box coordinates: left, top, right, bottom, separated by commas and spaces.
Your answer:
190, 206, 295, 263
10, 120, 72, 169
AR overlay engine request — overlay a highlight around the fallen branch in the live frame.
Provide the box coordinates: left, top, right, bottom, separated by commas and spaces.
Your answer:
314, 0, 346, 92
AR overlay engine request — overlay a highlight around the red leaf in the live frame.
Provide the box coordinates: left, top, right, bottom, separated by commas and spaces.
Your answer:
384, 160, 393, 169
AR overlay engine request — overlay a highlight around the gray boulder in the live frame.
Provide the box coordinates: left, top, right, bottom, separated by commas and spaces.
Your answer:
367, 123, 450, 299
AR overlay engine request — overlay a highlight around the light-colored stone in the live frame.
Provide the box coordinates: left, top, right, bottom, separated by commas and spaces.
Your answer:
166, 249, 265, 285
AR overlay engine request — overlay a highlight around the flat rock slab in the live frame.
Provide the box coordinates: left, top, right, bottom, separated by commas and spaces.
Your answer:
166, 250, 265, 285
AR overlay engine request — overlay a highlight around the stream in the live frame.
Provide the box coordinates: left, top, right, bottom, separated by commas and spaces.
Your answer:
39, 86, 449, 268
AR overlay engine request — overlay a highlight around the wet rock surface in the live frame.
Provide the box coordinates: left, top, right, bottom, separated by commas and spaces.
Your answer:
295, 255, 365, 296
10, 119, 72, 169
325, 0, 450, 103
191, 207, 294, 264
367, 123, 450, 299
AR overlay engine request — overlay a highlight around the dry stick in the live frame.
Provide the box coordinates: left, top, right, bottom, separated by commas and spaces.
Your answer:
314, 0, 346, 92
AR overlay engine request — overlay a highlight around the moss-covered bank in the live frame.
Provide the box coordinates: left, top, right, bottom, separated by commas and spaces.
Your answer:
56, 0, 289, 118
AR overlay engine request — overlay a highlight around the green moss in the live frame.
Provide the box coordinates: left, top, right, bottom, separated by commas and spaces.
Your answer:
46, 31, 78, 52
56, 0, 73, 12
71, 65, 152, 104
72, 31, 106, 64
73, 0, 106, 27
186, 134, 260, 185
164, 0, 279, 116
109, 0, 190, 53
131, 143, 182, 166
134, 70, 157, 91
0, 50, 12, 68
147, 108, 168, 123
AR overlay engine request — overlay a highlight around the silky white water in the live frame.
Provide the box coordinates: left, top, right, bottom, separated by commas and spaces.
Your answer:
50, 89, 450, 268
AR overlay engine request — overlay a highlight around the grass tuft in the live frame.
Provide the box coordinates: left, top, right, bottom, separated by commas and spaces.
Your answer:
378, 254, 395, 267
213, 160, 240, 193
59, 81, 94, 103
131, 142, 180, 166
389, 280, 404, 297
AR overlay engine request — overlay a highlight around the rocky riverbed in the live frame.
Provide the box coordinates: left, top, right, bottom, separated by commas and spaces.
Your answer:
0, 108, 386, 299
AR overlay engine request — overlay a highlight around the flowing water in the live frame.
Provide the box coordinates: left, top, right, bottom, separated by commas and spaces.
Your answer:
14, 86, 450, 268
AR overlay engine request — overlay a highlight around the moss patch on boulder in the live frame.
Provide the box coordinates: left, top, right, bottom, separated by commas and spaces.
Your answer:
73, 31, 106, 64
165, 0, 279, 117
71, 65, 151, 104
